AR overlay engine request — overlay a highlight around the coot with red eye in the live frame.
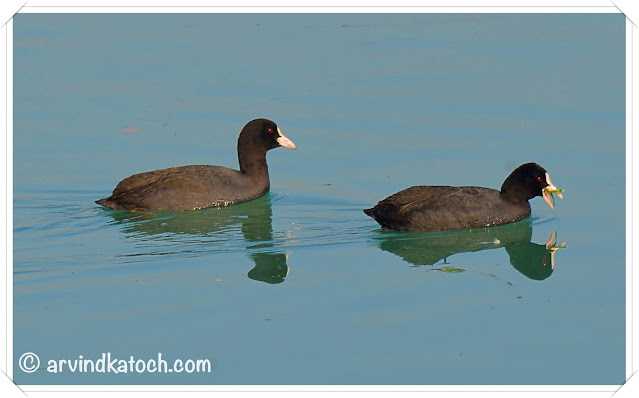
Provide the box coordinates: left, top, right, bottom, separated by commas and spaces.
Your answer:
364, 163, 562, 232
96, 118, 296, 211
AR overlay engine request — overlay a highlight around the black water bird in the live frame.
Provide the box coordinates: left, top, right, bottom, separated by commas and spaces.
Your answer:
96, 118, 296, 211
364, 163, 563, 232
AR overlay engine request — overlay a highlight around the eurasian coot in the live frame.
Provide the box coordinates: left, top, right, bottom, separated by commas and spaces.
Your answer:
364, 162, 562, 232
96, 118, 296, 211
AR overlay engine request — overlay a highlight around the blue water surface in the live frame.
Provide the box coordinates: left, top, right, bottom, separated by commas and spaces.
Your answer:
13, 13, 625, 385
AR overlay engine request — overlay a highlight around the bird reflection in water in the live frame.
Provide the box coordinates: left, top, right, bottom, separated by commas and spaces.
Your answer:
99, 195, 289, 284
372, 218, 565, 280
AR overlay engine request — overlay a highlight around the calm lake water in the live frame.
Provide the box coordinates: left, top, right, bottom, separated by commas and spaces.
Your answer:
13, 13, 626, 385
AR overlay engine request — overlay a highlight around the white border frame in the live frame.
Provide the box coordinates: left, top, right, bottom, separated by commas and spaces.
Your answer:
1, 1, 634, 397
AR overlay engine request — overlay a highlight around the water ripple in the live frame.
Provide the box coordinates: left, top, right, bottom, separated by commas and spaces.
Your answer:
13, 189, 562, 277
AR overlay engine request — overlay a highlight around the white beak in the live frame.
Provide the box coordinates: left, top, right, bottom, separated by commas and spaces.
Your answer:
276, 127, 296, 150
541, 172, 563, 209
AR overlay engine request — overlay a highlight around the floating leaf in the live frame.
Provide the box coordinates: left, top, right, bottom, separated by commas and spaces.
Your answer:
438, 267, 465, 273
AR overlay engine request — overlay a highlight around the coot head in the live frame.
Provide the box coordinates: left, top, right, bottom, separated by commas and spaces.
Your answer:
500, 163, 562, 208
237, 118, 296, 175
238, 118, 296, 152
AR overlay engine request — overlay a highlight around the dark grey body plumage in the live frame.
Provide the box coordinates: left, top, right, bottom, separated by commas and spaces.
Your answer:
96, 165, 270, 211
364, 163, 559, 232
364, 186, 530, 232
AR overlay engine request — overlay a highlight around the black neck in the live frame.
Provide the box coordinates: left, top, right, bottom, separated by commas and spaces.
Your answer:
238, 149, 270, 197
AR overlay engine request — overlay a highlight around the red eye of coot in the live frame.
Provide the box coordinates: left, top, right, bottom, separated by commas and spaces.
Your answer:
267, 128, 274, 134
536, 177, 543, 182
